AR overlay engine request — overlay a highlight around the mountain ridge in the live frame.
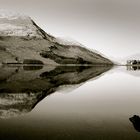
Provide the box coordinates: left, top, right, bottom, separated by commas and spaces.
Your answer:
0, 12, 113, 65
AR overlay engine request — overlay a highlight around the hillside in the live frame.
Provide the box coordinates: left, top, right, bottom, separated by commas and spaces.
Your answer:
0, 12, 113, 65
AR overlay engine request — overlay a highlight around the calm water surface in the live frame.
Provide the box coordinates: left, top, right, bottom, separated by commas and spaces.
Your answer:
0, 65, 140, 140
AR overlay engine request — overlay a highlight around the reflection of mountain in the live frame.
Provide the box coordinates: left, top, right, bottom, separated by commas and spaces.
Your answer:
0, 93, 41, 119
129, 115, 140, 132
0, 65, 112, 118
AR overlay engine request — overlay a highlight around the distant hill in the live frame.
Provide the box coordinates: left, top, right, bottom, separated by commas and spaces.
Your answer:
116, 53, 140, 65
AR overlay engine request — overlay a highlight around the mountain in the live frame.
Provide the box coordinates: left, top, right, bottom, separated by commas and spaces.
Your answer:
0, 11, 113, 65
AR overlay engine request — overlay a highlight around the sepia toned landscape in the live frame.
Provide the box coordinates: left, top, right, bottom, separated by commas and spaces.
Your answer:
0, 1, 140, 139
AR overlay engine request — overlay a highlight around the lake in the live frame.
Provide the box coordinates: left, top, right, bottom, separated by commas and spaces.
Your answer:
0, 65, 140, 140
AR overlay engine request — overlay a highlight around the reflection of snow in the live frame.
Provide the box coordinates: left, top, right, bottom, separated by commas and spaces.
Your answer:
0, 93, 37, 119
0, 109, 28, 119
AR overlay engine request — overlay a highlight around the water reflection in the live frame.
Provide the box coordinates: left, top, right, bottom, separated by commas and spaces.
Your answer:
127, 65, 140, 71
0, 65, 112, 118
23, 65, 43, 71
129, 115, 140, 132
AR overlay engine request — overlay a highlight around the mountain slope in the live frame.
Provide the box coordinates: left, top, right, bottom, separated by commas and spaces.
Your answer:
0, 12, 113, 65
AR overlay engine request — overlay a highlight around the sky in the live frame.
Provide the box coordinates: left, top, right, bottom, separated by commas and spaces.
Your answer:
1, 0, 140, 59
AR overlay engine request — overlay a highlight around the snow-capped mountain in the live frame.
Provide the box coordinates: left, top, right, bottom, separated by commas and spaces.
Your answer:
0, 11, 113, 65
0, 11, 47, 38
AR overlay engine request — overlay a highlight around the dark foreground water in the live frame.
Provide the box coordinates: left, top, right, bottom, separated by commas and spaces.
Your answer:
0, 65, 140, 140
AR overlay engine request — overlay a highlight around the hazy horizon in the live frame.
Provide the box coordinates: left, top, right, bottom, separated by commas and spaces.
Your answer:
1, 0, 140, 59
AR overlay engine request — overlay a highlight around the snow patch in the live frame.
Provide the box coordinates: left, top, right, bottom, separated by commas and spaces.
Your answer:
55, 37, 83, 46
0, 9, 43, 38
0, 23, 40, 37
0, 9, 28, 20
